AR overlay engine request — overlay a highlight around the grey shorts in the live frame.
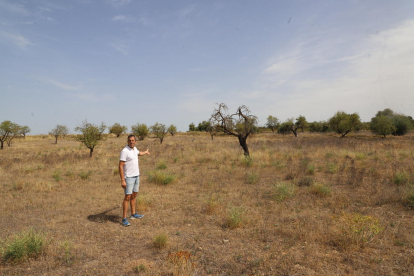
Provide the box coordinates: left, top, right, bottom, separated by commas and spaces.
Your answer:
125, 176, 140, 195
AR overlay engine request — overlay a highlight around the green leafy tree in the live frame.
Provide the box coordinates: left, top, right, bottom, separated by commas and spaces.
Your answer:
19, 126, 31, 138
373, 108, 412, 136
391, 115, 412, 136
109, 123, 127, 137
277, 122, 292, 135
4, 122, 21, 147
131, 123, 149, 141
329, 111, 362, 138
0, 121, 20, 149
370, 115, 395, 138
279, 118, 301, 137
197, 121, 210, 132
308, 121, 329, 133
49, 125, 69, 144
295, 115, 308, 132
167, 124, 177, 136
210, 103, 257, 157
188, 122, 196, 132
150, 122, 168, 144
74, 120, 106, 157
266, 115, 280, 132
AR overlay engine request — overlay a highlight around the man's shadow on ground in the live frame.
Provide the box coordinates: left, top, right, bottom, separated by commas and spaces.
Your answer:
87, 207, 120, 224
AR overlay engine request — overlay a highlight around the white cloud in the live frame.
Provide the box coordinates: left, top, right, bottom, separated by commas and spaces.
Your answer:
47, 79, 80, 91
0, 32, 34, 49
112, 15, 135, 23
69, 93, 114, 101
0, 1, 31, 15
251, 19, 414, 121
107, 0, 131, 7
110, 42, 128, 55
138, 16, 152, 26
178, 5, 196, 19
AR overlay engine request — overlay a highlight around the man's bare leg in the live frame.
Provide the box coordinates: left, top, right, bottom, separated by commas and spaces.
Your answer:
130, 192, 137, 215
123, 195, 131, 219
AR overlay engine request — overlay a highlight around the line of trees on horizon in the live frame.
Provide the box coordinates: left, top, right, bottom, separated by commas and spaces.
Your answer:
188, 108, 413, 139
1, 108, 413, 156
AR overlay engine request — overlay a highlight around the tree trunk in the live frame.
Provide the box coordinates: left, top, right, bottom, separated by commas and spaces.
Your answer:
160, 137, 164, 144
293, 130, 298, 137
238, 135, 250, 157
0, 141, 3, 149
55, 137, 58, 144
89, 147, 94, 157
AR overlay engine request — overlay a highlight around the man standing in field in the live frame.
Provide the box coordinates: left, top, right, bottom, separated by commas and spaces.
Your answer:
119, 134, 150, 226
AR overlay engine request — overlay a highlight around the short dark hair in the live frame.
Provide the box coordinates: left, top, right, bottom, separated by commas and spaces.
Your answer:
127, 134, 136, 140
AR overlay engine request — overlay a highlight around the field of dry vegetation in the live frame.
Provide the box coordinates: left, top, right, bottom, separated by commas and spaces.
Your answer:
1, 131, 414, 275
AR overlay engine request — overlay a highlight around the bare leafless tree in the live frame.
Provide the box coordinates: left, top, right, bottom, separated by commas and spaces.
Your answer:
210, 103, 257, 157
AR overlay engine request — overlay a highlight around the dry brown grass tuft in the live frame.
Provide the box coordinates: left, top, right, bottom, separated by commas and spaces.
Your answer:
1, 132, 414, 275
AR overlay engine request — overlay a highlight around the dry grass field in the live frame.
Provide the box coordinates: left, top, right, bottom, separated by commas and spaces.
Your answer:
1, 132, 414, 275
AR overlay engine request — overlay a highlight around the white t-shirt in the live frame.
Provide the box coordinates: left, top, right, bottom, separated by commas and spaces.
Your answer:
119, 145, 140, 177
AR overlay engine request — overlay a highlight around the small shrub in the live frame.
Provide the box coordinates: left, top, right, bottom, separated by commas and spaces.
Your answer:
326, 163, 337, 174
271, 160, 285, 169
78, 171, 92, 180
204, 193, 221, 215
52, 170, 61, 182
246, 172, 259, 184
355, 153, 365, 160
153, 233, 168, 249
297, 176, 314, 187
60, 239, 74, 265
156, 159, 167, 170
336, 212, 382, 247
2, 228, 48, 263
273, 182, 296, 202
403, 186, 414, 207
241, 156, 253, 167
133, 264, 147, 273
310, 183, 331, 197
147, 170, 176, 185
225, 206, 246, 229
306, 164, 315, 175
393, 171, 409, 186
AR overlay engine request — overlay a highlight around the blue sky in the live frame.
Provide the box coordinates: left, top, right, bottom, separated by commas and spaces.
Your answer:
1, 0, 413, 134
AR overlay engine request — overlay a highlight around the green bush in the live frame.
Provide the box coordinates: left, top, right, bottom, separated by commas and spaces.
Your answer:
306, 164, 315, 175
337, 213, 382, 247
2, 228, 48, 263
147, 170, 176, 185
153, 233, 168, 249
310, 183, 331, 197
226, 206, 246, 229
393, 172, 409, 185
241, 156, 253, 167
156, 159, 167, 170
403, 186, 414, 207
79, 171, 92, 180
52, 170, 61, 182
246, 172, 259, 184
273, 182, 296, 202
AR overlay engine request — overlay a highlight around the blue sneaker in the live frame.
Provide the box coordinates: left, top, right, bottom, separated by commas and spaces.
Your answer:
122, 218, 130, 226
131, 213, 144, 219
